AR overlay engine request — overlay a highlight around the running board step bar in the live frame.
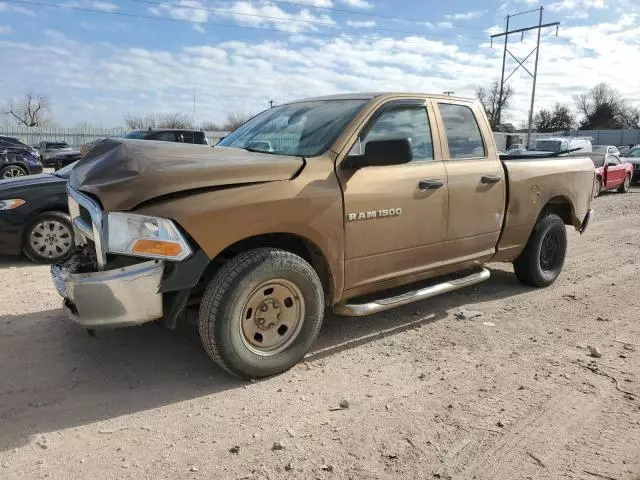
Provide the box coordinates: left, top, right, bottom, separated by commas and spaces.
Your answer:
333, 268, 490, 317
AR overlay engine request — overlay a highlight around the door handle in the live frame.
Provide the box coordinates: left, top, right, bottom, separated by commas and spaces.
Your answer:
418, 179, 444, 190
481, 175, 502, 184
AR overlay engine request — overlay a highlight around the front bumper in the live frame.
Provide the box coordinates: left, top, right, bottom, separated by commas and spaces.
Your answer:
51, 258, 165, 328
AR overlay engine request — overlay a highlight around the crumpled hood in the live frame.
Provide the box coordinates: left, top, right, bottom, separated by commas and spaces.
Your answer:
70, 139, 304, 211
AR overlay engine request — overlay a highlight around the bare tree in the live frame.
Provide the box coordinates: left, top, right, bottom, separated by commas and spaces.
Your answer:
574, 83, 640, 129
157, 112, 193, 129
534, 103, 576, 133
222, 112, 248, 132
200, 121, 224, 131
475, 80, 514, 129
124, 113, 157, 130
3, 92, 51, 127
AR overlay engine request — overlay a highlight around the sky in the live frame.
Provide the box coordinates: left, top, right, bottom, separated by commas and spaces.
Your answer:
1, 0, 639, 127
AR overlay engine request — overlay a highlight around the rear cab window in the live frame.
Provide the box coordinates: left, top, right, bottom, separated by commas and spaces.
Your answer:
437, 103, 486, 159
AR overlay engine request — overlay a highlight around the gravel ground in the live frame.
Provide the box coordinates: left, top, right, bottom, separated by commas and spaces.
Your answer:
1, 186, 639, 480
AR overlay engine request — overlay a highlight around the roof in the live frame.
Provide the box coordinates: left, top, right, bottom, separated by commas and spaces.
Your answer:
290, 92, 474, 103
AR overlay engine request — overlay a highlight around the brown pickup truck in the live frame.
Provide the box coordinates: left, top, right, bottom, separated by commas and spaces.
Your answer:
51, 93, 595, 379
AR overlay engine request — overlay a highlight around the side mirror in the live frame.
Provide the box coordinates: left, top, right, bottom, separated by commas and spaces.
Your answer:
346, 138, 412, 169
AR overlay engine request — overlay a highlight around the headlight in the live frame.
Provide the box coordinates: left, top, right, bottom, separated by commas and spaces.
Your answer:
107, 212, 192, 261
0, 199, 26, 210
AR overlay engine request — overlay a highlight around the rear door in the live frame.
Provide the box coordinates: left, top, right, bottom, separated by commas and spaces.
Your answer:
434, 101, 506, 263
338, 99, 449, 290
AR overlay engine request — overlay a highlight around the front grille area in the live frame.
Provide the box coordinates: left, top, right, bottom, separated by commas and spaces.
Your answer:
68, 186, 107, 269
79, 205, 92, 226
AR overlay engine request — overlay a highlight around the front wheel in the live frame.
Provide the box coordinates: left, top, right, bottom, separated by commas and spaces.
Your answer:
0, 165, 27, 179
594, 177, 602, 197
199, 248, 324, 379
513, 213, 567, 288
22, 211, 74, 263
618, 175, 631, 193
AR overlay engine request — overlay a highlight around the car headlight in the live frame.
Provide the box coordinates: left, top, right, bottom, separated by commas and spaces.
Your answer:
0, 199, 26, 210
107, 212, 193, 261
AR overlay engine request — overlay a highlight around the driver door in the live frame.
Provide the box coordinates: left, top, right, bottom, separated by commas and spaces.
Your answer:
337, 99, 449, 291
604, 155, 624, 187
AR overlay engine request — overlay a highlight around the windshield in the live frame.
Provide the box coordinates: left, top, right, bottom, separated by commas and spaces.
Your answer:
591, 156, 605, 167
54, 161, 78, 179
218, 99, 368, 157
626, 148, 640, 158
50, 143, 69, 149
593, 146, 607, 153
124, 131, 148, 139
530, 140, 562, 152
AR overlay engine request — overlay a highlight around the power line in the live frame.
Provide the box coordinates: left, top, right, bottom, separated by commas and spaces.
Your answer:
267, 0, 490, 30
4, 0, 486, 42
129, 0, 487, 38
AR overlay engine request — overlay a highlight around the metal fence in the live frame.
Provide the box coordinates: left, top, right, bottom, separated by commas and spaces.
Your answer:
0, 126, 228, 148
494, 129, 640, 151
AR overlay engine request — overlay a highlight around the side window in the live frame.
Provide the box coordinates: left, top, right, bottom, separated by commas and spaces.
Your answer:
354, 106, 434, 162
193, 132, 205, 144
438, 103, 486, 159
152, 132, 176, 142
607, 155, 620, 165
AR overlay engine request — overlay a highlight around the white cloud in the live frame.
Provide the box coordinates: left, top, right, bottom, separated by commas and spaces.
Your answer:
0, 25, 11, 34
90, 1, 119, 12
0, 2, 36, 15
445, 10, 488, 21
342, 0, 372, 8
1, 12, 638, 127
547, 0, 606, 12
437, 21, 453, 28
150, 1, 336, 34
346, 19, 376, 28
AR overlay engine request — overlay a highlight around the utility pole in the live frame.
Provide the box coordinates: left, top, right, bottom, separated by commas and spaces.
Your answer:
269, 100, 275, 108
490, 7, 559, 146
193, 87, 196, 128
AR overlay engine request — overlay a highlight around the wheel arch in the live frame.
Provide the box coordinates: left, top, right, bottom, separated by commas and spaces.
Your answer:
202, 232, 335, 305
540, 195, 575, 227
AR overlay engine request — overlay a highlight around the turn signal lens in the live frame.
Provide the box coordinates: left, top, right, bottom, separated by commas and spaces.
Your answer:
131, 239, 183, 257
0, 199, 26, 210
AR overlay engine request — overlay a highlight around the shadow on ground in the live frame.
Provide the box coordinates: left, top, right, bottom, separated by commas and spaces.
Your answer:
0, 268, 528, 451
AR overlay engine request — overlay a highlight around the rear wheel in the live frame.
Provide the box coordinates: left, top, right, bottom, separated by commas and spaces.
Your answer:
618, 175, 631, 193
22, 211, 73, 263
1, 165, 27, 179
513, 213, 567, 288
199, 248, 324, 379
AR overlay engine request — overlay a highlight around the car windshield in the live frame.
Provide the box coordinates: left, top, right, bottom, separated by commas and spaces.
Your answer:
54, 161, 78, 179
593, 146, 607, 153
49, 143, 69, 149
124, 131, 148, 139
591, 156, 605, 167
530, 140, 561, 152
626, 148, 640, 158
218, 99, 368, 157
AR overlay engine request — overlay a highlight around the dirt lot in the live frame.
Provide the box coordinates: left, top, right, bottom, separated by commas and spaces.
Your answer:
1, 187, 639, 480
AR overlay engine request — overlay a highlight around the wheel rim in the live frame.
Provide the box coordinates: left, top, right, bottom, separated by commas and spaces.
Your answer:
595, 179, 601, 197
239, 279, 305, 356
29, 219, 72, 259
540, 231, 560, 272
2, 167, 26, 178
624, 176, 630, 191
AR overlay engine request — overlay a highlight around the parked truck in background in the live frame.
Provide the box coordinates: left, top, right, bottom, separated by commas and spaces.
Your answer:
51, 93, 595, 379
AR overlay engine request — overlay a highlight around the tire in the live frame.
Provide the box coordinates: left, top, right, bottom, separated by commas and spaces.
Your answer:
594, 176, 602, 197
0, 165, 28, 179
22, 211, 74, 264
617, 175, 631, 193
199, 248, 324, 379
513, 213, 567, 288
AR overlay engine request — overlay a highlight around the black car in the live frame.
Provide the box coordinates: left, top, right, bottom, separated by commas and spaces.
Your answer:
0, 161, 75, 263
123, 129, 208, 144
0, 137, 43, 178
